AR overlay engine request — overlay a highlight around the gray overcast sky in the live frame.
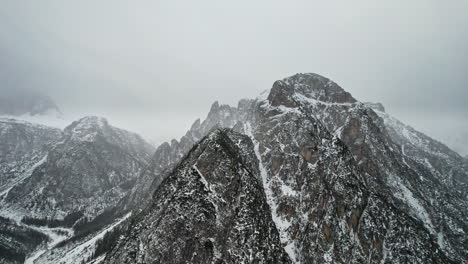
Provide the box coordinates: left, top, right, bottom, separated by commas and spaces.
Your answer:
1, 1, 468, 154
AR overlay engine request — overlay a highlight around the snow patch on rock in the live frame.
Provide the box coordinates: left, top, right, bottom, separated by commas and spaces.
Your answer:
244, 122, 298, 263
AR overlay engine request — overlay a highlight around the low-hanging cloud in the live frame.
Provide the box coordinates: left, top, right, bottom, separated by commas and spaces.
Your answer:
1, 0, 467, 154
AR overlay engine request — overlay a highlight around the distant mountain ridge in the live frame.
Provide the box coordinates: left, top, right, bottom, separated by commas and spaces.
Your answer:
0, 116, 155, 263
0, 90, 61, 117
3, 116, 155, 220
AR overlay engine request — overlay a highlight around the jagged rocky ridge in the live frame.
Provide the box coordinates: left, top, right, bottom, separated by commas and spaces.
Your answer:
108, 73, 466, 263
0, 73, 466, 263
124, 101, 242, 214
104, 129, 291, 263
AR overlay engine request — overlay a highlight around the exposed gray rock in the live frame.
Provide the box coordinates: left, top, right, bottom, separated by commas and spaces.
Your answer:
364, 102, 385, 112
0, 118, 62, 198
125, 101, 242, 213
283, 74, 466, 262
104, 129, 291, 264
114, 72, 465, 263
2, 73, 466, 264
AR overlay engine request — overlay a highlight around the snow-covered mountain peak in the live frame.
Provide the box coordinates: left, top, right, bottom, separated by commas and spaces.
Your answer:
267, 73, 357, 107
0, 90, 62, 117
0, 90, 67, 130
63, 116, 108, 142
65, 116, 108, 130
2, 114, 154, 223
61, 116, 154, 162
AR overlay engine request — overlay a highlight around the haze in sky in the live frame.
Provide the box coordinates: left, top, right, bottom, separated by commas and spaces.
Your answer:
1, 1, 467, 154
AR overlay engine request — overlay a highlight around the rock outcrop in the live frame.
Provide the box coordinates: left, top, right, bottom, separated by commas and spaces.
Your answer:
104, 129, 291, 263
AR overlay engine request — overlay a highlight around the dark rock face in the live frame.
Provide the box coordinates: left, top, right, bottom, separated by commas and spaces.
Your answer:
235, 88, 453, 263
125, 101, 242, 213
284, 77, 467, 262
104, 129, 290, 264
3, 116, 155, 220
112, 73, 466, 263
268, 80, 298, 108
279, 73, 357, 104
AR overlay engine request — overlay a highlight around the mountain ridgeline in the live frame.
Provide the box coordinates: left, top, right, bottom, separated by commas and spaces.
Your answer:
0, 116, 155, 263
104, 129, 291, 263
0, 73, 466, 264
3, 116, 155, 220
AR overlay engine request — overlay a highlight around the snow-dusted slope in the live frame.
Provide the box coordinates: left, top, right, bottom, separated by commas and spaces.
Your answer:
0, 116, 155, 264
268, 73, 466, 261
107, 73, 465, 263
103, 129, 290, 263
370, 104, 467, 196
2, 116, 154, 220
263, 74, 466, 262
0, 119, 64, 264
0, 118, 62, 200
123, 101, 243, 213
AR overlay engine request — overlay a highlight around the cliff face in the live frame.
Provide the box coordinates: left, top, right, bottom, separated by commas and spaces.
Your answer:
108, 73, 465, 263
104, 129, 291, 264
